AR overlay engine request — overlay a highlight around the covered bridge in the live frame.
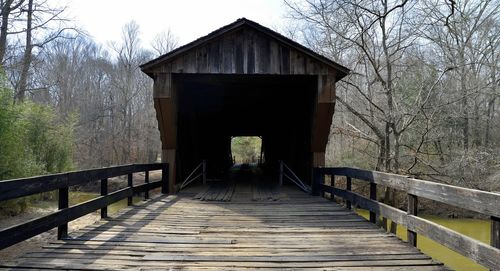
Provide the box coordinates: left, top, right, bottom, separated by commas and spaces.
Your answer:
1, 18, 499, 271
140, 18, 349, 191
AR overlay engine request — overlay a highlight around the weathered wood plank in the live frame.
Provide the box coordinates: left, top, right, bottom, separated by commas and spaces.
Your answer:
2, 185, 447, 270
407, 215, 500, 270
280, 45, 290, 74
319, 183, 500, 270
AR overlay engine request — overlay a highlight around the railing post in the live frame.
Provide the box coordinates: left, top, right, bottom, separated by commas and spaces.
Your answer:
346, 176, 352, 209
407, 194, 418, 247
100, 178, 108, 218
492, 216, 500, 249
279, 160, 283, 186
312, 169, 323, 196
57, 187, 69, 239
330, 174, 335, 201
202, 160, 207, 185
144, 171, 149, 200
127, 173, 133, 206
161, 163, 169, 194
369, 183, 377, 223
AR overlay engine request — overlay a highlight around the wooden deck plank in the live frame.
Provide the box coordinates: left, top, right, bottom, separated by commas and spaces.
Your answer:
0, 185, 449, 270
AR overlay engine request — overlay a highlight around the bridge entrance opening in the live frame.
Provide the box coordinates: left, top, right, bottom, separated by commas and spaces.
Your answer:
230, 136, 263, 165
175, 73, 316, 184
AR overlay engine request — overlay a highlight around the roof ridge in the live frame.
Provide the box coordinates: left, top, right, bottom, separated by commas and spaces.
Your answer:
140, 18, 350, 79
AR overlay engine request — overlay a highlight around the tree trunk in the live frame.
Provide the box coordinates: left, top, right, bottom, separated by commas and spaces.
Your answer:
485, 56, 497, 147
460, 58, 469, 151
0, 0, 25, 64
0, 0, 14, 63
485, 97, 495, 147
15, 0, 33, 103
376, 139, 386, 171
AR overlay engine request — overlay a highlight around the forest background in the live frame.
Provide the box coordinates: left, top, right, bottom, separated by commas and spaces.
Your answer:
0, 0, 498, 196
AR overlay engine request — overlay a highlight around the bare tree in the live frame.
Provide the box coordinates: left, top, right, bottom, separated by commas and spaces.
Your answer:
151, 28, 179, 56
286, 0, 500, 214
5, 0, 78, 102
14, 0, 32, 102
0, 0, 24, 64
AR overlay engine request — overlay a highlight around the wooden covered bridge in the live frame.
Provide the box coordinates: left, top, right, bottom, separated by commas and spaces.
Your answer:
0, 19, 499, 270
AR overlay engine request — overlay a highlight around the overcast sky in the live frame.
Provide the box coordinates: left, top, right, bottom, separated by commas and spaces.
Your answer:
64, 0, 288, 50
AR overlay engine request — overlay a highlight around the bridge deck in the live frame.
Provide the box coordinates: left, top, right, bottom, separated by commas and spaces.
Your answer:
1, 184, 448, 270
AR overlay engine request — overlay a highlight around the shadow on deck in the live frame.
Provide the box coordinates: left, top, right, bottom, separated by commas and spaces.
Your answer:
1, 183, 448, 270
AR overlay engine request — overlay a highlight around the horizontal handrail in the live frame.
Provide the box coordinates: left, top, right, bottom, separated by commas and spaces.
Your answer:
313, 166, 500, 270
0, 163, 169, 250
314, 167, 500, 217
0, 163, 164, 202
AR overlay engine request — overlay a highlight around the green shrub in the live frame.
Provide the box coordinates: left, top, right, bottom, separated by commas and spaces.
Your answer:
0, 80, 75, 216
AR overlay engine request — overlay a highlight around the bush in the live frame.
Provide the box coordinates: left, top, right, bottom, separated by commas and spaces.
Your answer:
0, 82, 75, 215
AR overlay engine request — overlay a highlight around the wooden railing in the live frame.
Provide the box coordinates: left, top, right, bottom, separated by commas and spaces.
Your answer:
312, 167, 500, 270
0, 163, 169, 250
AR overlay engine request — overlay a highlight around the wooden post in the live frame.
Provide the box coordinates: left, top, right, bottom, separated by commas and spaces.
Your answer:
312, 169, 323, 196
279, 160, 283, 186
346, 176, 352, 209
330, 174, 335, 201
144, 171, 149, 200
127, 173, 133, 206
161, 163, 169, 194
492, 216, 500, 249
57, 187, 68, 239
369, 183, 377, 224
162, 149, 176, 193
100, 178, 108, 218
407, 194, 418, 247
202, 160, 207, 185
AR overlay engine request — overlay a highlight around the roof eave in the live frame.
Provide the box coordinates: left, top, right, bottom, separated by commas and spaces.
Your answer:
140, 18, 350, 80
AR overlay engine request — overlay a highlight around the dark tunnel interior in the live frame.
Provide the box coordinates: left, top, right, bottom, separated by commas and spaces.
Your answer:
174, 73, 317, 184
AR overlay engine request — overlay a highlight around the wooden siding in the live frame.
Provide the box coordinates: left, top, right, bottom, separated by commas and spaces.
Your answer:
148, 28, 334, 76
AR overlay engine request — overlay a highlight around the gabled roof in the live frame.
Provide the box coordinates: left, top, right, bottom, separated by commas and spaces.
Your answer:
140, 18, 350, 79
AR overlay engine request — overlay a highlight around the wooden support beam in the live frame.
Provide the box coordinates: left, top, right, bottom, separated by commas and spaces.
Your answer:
57, 187, 68, 239
153, 73, 172, 98
144, 171, 149, 200
492, 216, 500, 249
162, 149, 176, 193
311, 75, 335, 153
100, 178, 108, 218
127, 173, 133, 206
162, 163, 169, 194
330, 174, 335, 202
311, 169, 323, 196
312, 152, 325, 167
346, 176, 352, 209
407, 194, 418, 246
369, 183, 377, 224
